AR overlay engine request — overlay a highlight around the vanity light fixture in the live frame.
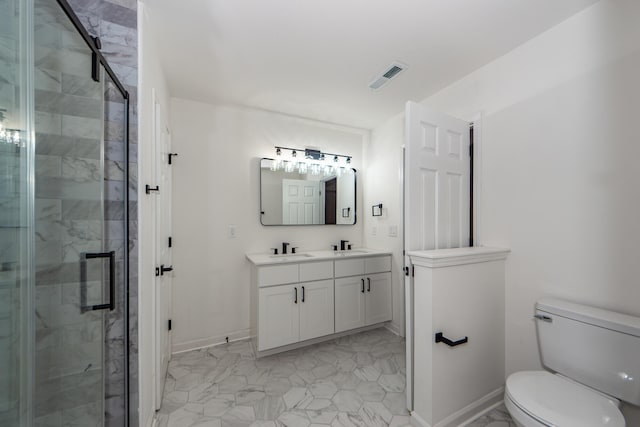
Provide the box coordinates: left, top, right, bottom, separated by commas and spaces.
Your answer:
272, 146, 353, 175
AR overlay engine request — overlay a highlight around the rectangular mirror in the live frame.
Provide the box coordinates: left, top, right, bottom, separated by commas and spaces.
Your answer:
260, 158, 357, 225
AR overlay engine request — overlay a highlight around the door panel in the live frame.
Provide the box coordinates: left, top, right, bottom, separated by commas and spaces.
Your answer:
259, 284, 300, 350
282, 179, 320, 224
299, 280, 335, 341
405, 102, 470, 252
404, 101, 471, 410
335, 276, 365, 332
154, 96, 172, 409
365, 273, 392, 325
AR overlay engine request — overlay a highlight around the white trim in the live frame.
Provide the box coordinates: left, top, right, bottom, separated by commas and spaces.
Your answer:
171, 328, 252, 354
457, 400, 504, 427
256, 322, 390, 357
409, 247, 510, 268
471, 112, 484, 246
385, 322, 402, 336
410, 387, 504, 427
410, 410, 431, 427
437, 387, 504, 427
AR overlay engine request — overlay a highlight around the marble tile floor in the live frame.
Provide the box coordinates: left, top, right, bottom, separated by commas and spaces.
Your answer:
464, 405, 516, 427
156, 327, 515, 427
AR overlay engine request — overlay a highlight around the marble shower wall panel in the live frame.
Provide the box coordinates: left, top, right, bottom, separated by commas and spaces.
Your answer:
66, 0, 139, 425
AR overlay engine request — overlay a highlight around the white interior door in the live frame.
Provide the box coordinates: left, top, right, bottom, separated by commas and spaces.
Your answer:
154, 96, 173, 410
282, 179, 320, 224
404, 101, 471, 410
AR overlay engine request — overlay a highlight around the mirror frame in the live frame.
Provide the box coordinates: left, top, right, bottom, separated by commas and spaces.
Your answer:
259, 157, 357, 226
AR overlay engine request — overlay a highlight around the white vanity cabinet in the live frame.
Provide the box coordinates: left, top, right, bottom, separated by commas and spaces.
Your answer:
256, 261, 335, 351
335, 256, 392, 333
249, 251, 392, 354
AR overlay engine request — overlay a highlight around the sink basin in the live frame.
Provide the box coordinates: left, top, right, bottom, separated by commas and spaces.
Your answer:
269, 253, 314, 260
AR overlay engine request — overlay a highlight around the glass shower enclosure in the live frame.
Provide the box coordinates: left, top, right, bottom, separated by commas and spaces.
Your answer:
0, 0, 131, 425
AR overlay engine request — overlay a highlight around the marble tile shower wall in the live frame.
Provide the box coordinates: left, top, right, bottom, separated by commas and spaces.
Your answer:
66, 0, 139, 424
32, 0, 138, 425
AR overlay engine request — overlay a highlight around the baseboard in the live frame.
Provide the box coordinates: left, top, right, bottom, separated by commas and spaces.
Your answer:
410, 387, 504, 427
457, 399, 504, 427
171, 328, 252, 354
385, 321, 402, 336
410, 410, 431, 427
256, 322, 390, 357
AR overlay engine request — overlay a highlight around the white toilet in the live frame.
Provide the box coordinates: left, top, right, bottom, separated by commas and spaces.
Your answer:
505, 298, 640, 427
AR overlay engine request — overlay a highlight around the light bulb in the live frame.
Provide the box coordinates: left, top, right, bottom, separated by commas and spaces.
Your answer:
284, 160, 295, 173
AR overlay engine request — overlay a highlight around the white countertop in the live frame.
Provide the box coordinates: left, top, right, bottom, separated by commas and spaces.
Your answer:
246, 248, 392, 266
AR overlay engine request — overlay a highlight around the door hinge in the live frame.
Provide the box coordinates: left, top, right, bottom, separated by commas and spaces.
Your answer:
168, 319, 172, 331
168, 236, 172, 248
412, 265, 415, 277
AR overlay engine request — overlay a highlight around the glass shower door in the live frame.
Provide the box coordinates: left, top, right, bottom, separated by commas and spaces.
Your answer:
0, 0, 31, 425
33, 1, 110, 425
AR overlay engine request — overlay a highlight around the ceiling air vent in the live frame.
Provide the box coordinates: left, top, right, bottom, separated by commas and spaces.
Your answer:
369, 61, 408, 91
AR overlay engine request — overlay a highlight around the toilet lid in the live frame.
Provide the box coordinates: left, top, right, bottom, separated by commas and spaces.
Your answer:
506, 371, 625, 427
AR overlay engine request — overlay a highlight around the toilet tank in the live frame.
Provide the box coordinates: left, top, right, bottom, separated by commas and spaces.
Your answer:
536, 298, 640, 405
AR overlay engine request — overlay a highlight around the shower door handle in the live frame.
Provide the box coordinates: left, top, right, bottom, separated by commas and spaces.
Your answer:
80, 251, 116, 312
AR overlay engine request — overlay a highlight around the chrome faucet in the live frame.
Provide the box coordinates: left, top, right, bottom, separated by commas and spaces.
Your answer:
282, 242, 290, 255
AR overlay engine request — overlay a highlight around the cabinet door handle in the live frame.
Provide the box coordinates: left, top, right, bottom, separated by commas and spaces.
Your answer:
361, 278, 365, 293
294, 287, 298, 304
301, 286, 305, 303
367, 277, 371, 292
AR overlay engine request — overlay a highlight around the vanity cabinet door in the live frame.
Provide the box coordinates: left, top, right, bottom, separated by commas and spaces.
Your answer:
299, 279, 335, 341
258, 284, 300, 351
365, 272, 392, 325
335, 276, 366, 332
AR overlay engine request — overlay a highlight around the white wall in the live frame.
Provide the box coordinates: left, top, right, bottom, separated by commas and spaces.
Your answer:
170, 99, 368, 352
370, 0, 640, 421
363, 114, 405, 335
137, 3, 171, 425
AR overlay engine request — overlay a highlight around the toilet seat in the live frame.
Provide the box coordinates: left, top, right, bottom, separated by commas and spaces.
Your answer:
505, 371, 625, 427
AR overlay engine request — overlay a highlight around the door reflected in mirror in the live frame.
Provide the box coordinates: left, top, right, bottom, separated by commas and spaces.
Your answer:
260, 158, 356, 225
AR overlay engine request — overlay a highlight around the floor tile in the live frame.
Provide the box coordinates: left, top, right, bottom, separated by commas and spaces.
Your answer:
156, 327, 514, 427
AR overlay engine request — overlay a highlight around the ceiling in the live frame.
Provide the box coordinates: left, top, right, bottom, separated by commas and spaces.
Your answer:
147, 0, 600, 129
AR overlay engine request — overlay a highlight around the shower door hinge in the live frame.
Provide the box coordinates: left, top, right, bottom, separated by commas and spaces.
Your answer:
168, 319, 172, 331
